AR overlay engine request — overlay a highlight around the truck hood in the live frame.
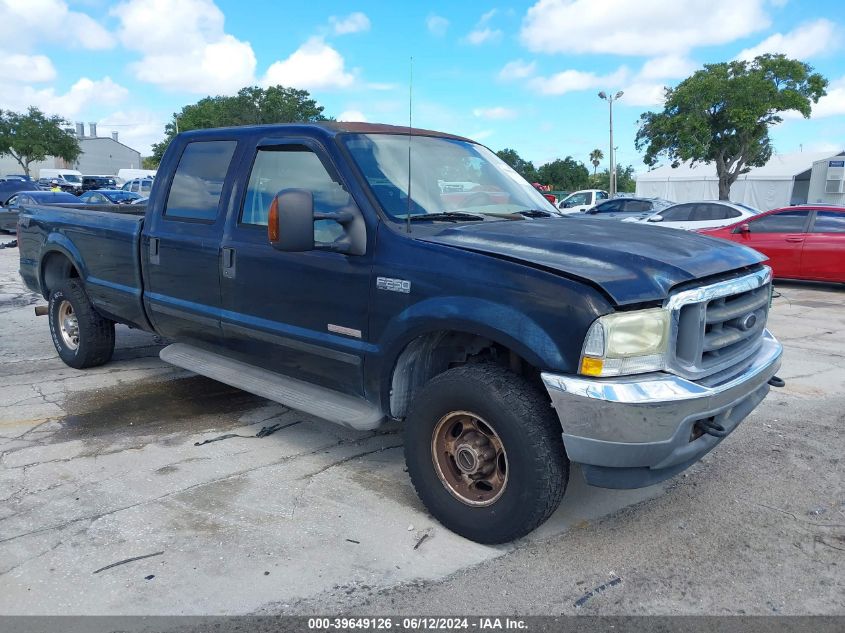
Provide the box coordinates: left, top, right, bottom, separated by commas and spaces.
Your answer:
417, 218, 766, 305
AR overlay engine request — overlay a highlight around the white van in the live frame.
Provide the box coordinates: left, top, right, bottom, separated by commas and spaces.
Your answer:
117, 169, 156, 184
39, 168, 83, 192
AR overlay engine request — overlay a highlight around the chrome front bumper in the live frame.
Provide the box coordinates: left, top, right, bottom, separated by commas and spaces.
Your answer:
541, 330, 783, 489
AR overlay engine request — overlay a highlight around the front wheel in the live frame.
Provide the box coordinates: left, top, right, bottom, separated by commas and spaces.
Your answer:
404, 364, 568, 544
48, 280, 115, 369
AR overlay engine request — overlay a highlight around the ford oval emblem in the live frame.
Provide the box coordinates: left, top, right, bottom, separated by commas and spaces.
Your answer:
740, 313, 758, 331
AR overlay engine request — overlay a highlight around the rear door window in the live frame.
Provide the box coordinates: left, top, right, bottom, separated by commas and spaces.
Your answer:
594, 200, 623, 213
660, 204, 694, 221
164, 140, 237, 221
749, 210, 810, 233
691, 203, 731, 221
622, 199, 652, 213
811, 211, 845, 233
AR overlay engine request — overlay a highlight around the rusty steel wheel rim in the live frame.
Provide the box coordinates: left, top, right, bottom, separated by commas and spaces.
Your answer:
431, 410, 509, 507
58, 300, 79, 351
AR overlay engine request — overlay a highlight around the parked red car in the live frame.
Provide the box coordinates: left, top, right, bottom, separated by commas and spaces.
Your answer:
699, 205, 845, 283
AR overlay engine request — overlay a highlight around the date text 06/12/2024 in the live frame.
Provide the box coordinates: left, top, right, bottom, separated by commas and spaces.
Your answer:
307, 617, 528, 630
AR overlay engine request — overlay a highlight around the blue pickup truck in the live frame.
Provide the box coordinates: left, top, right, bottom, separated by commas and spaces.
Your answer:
18, 123, 783, 543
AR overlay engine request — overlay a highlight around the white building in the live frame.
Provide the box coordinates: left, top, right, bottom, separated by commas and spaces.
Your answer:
635, 151, 845, 210
807, 156, 845, 206
0, 122, 142, 178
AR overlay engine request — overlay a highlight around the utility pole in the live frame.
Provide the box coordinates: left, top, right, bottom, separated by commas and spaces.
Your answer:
598, 90, 623, 197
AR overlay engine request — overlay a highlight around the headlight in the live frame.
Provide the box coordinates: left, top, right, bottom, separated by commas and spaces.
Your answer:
579, 308, 670, 377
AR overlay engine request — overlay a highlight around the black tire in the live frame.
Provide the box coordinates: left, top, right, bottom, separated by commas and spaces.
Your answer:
404, 364, 568, 544
48, 280, 115, 369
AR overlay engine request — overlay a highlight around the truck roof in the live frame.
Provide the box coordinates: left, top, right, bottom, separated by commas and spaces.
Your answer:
178, 122, 474, 143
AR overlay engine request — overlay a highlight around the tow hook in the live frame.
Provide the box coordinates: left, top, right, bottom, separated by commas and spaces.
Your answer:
768, 376, 785, 388
34, 305, 48, 317
695, 418, 729, 438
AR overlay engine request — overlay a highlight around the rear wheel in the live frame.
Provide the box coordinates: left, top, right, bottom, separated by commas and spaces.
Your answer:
404, 364, 568, 544
48, 280, 115, 369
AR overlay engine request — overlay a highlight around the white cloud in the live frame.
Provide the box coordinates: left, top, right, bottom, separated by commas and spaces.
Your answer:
520, 0, 771, 55
810, 75, 845, 118
499, 59, 537, 81
735, 19, 839, 61
263, 37, 354, 90
97, 109, 165, 155
465, 9, 503, 45
473, 107, 517, 120
112, 0, 256, 94
0, 77, 128, 120
426, 14, 449, 37
619, 56, 698, 107
479, 9, 498, 23
0, 52, 56, 83
329, 12, 371, 35
338, 110, 367, 122
466, 28, 502, 45
619, 82, 668, 107
529, 67, 629, 96
0, 0, 115, 51
638, 55, 697, 80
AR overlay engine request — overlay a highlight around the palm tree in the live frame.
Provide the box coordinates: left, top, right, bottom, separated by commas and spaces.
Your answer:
589, 149, 604, 175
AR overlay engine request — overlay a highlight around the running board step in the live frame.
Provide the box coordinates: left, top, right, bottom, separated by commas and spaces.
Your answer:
160, 343, 384, 430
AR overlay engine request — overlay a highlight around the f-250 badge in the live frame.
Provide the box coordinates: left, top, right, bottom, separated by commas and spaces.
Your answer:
376, 277, 411, 294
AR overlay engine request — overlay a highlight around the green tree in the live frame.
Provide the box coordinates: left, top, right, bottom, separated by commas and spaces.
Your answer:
142, 156, 158, 170
593, 164, 636, 192
635, 54, 827, 200
588, 148, 604, 175
149, 85, 328, 165
495, 148, 538, 182
537, 157, 590, 190
0, 107, 81, 177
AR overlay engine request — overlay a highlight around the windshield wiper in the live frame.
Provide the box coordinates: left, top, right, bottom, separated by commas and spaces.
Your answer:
407, 211, 486, 223
514, 209, 557, 218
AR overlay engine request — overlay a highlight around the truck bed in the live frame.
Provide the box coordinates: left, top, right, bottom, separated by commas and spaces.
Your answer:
18, 204, 151, 329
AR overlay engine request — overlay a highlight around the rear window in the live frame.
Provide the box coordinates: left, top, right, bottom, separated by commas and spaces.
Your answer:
164, 140, 237, 221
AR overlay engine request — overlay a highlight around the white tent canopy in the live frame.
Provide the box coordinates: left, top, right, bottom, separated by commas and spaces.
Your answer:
635, 151, 842, 210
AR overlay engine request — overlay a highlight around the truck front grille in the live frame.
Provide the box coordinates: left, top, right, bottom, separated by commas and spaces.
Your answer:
668, 268, 772, 382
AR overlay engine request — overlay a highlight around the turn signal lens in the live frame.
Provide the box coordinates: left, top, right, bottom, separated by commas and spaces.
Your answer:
268, 197, 279, 243
580, 357, 604, 376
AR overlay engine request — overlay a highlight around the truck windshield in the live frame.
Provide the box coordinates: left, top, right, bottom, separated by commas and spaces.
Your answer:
342, 133, 557, 220
62, 174, 82, 183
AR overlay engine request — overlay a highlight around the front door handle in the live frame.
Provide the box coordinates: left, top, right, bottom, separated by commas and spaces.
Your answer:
785, 235, 804, 243
149, 237, 160, 265
222, 247, 236, 279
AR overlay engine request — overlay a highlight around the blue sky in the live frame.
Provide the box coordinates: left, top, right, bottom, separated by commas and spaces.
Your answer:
1, 0, 843, 173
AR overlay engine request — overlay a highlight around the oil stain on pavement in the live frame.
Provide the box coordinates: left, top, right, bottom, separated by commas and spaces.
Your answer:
58, 375, 268, 440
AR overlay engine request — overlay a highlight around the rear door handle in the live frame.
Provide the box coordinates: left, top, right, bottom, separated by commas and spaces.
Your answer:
785, 235, 804, 243
222, 247, 236, 279
149, 237, 160, 265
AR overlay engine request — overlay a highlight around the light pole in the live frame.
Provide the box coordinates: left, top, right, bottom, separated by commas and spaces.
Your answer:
598, 90, 623, 197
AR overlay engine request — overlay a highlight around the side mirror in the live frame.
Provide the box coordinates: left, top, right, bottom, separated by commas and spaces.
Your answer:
737, 223, 751, 234
587, 207, 598, 214
647, 215, 663, 222
269, 189, 315, 252
268, 188, 367, 256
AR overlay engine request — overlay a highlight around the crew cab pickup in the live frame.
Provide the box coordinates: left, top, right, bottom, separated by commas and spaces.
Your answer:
18, 123, 783, 544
